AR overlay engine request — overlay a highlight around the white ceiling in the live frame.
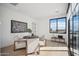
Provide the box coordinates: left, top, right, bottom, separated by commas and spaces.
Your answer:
0, 3, 68, 19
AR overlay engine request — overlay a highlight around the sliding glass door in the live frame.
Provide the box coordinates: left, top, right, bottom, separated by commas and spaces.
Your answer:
68, 4, 79, 56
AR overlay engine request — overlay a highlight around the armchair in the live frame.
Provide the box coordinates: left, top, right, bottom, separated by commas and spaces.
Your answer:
39, 35, 46, 47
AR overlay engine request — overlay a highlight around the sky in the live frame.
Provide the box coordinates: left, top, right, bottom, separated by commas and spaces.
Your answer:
50, 18, 65, 31
73, 15, 79, 32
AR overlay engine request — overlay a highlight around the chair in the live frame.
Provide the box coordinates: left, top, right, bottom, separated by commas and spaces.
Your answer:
39, 35, 46, 46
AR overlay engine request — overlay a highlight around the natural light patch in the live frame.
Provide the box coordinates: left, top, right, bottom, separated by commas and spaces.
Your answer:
40, 47, 68, 51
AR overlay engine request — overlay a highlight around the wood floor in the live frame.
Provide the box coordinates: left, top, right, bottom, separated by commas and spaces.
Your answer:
46, 40, 67, 47
0, 48, 1, 53
0, 48, 1, 56
40, 50, 68, 56
1, 41, 68, 56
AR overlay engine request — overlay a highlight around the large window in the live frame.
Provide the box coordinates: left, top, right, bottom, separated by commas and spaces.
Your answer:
49, 17, 66, 33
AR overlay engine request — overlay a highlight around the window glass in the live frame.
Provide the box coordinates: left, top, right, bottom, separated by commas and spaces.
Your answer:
50, 19, 57, 32
58, 18, 66, 33
49, 17, 66, 33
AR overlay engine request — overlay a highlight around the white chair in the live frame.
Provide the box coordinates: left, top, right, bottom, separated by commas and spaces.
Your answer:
39, 35, 46, 47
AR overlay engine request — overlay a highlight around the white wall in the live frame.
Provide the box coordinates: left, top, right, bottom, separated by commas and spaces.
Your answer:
0, 5, 36, 48
36, 15, 68, 44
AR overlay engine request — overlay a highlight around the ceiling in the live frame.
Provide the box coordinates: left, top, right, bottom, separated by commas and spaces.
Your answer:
1, 3, 68, 19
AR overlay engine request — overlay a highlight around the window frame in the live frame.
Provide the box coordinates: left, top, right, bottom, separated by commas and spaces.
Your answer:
49, 17, 67, 34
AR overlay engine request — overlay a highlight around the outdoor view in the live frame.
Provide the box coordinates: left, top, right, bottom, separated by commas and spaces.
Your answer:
50, 19, 57, 32
73, 15, 79, 33
58, 18, 66, 33
50, 17, 66, 33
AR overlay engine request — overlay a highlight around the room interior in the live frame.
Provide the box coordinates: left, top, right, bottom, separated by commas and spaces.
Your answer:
0, 3, 79, 56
